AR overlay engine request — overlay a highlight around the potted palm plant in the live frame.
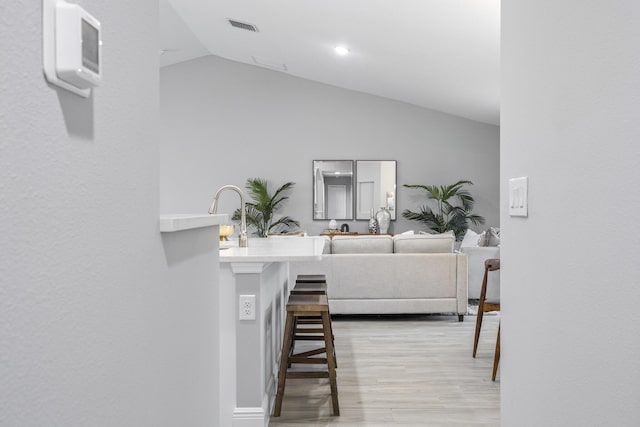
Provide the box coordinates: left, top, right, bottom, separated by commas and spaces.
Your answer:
402, 180, 485, 240
231, 178, 300, 237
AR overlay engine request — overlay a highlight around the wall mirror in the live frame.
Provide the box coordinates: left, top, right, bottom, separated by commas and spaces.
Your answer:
313, 160, 354, 220
355, 160, 397, 220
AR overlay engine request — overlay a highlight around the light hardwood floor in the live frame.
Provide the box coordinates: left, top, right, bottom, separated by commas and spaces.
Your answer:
269, 313, 500, 426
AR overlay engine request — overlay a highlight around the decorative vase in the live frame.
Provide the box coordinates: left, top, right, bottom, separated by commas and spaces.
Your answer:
368, 208, 378, 234
376, 207, 391, 234
219, 224, 234, 241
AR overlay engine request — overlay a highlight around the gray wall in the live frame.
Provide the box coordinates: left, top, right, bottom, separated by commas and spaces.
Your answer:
160, 55, 499, 236
1, 1, 220, 425
502, 1, 640, 426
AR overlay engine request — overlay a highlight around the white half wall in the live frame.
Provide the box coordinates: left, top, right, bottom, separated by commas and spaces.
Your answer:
160, 55, 499, 236
1, 1, 220, 426
502, 1, 640, 426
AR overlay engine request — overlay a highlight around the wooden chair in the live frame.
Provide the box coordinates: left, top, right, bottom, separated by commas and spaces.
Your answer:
473, 258, 501, 381
493, 323, 500, 381
273, 294, 339, 417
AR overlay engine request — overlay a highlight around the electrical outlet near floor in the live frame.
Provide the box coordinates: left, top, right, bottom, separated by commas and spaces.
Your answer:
239, 295, 256, 320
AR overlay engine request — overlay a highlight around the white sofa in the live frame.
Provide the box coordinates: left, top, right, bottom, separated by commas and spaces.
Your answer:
289, 234, 468, 320
459, 230, 500, 300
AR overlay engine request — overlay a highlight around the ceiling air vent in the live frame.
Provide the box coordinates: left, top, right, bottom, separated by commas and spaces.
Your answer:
228, 19, 259, 32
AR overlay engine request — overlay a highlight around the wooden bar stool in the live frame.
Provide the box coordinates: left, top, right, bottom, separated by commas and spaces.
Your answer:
273, 294, 339, 417
291, 276, 336, 366
295, 274, 326, 283
292, 278, 327, 325
473, 258, 501, 381
293, 275, 328, 324
291, 281, 328, 295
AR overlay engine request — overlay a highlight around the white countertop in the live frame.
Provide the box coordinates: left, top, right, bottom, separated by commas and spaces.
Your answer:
159, 214, 228, 232
219, 236, 325, 263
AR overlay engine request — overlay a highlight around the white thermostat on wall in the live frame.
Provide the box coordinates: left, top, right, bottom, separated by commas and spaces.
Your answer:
43, 0, 102, 98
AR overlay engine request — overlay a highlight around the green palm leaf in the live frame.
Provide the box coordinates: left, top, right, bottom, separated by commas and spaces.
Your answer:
402, 180, 485, 240
232, 178, 300, 237
269, 216, 300, 234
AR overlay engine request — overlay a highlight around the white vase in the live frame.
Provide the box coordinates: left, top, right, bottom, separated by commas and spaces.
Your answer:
376, 207, 391, 234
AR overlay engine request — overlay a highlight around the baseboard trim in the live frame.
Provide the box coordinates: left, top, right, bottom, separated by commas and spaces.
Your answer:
232, 406, 268, 427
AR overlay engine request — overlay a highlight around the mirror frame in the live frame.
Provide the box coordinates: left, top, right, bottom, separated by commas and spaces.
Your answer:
312, 160, 355, 221
355, 160, 397, 220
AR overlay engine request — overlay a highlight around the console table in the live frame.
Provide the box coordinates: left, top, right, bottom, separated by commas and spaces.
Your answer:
320, 231, 359, 238
320, 232, 393, 239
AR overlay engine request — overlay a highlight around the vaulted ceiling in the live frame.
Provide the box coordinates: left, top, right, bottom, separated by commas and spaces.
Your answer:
160, 0, 500, 125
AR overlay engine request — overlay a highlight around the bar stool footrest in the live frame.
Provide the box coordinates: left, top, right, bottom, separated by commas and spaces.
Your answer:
287, 371, 330, 379
289, 356, 329, 364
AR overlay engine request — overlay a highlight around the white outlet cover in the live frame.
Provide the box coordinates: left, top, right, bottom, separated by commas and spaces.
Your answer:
238, 295, 256, 321
509, 177, 528, 217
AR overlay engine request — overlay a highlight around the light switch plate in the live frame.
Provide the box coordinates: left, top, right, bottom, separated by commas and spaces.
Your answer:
509, 177, 528, 217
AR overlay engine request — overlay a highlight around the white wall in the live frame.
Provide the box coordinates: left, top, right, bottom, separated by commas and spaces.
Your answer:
502, 2, 640, 426
0, 1, 220, 426
160, 55, 499, 236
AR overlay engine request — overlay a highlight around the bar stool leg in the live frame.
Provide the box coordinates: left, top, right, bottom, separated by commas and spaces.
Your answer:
322, 311, 340, 415
287, 316, 298, 368
274, 311, 295, 417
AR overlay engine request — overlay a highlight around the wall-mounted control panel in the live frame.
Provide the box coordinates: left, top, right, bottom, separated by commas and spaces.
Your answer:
43, 0, 102, 98
509, 176, 528, 217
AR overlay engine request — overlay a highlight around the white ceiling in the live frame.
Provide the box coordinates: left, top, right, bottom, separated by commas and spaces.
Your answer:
159, 0, 500, 125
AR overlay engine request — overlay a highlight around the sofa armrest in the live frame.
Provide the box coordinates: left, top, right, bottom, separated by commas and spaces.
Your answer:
460, 246, 500, 300
456, 253, 468, 314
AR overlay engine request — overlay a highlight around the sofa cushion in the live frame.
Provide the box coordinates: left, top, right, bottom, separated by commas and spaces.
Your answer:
460, 229, 480, 247
393, 233, 454, 253
331, 235, 393, 254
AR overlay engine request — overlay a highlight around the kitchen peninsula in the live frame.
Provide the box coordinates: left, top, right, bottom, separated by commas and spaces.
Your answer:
218, 237, 325, 427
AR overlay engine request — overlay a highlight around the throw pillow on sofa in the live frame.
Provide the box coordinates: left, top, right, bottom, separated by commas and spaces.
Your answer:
393, 234, 454, 253
418, 230, 455, 238
461, 229, 479, 247
478, 227, 500, 247
331, 235, 393, 254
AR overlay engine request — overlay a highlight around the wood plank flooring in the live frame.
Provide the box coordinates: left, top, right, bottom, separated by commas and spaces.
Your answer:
269, 313, 500, 426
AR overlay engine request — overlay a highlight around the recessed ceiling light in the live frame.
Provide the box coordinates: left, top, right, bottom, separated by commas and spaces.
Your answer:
334, 46, 350, 56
